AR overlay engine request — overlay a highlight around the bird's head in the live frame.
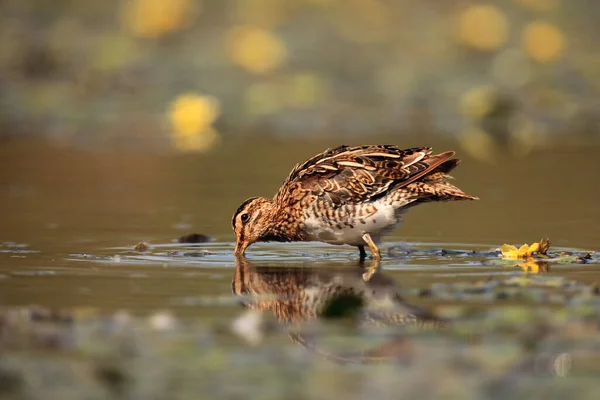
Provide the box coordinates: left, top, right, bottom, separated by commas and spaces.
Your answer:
232, 197, 274, 256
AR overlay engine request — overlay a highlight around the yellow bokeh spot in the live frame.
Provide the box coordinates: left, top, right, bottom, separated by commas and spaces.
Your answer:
334, 0, 391, 43
169, 93, 220, 137
375, 65, 416, 98
172, 127, 220, 153
92, 34, 140, 71
508, 114, 546, 156
513, 0, 559, 12
228, 26, 287, 74
522, 21, 565, 63
286, 73, 329, 108
29, 82, 72, 116
459, 86, 496, 119
458, 127, 496, 163
235, 0, 288, 28
457, 5, 509, 51
244, 82, 283, 115
168, 92, 221, 153
491, 49, 532, 89
120, 0, 200, 39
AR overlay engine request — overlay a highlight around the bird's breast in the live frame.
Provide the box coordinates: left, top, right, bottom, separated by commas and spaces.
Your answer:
301, 199, 402, 245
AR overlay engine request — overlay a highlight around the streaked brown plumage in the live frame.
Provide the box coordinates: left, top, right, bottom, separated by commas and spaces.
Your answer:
232, 145, 478, 258
232, 257, 439, 326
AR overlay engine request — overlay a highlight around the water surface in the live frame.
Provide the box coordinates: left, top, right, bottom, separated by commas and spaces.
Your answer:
0, 138, 599, 398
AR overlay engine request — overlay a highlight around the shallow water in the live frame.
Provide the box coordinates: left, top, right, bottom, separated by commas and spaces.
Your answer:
1, 138, 598, 311
1, 138, 599, 398
1, 239, 597, 314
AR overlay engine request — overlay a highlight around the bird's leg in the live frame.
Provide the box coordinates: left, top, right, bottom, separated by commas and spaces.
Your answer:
361, 233, 381, 260
358, 245, 367, 263
362, 258, 380, 282
361, 233, 381, 281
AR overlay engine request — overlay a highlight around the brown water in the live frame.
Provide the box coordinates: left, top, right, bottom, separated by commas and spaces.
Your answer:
0, 137, 599, 313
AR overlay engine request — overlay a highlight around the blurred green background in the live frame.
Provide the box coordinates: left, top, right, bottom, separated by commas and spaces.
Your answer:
1, 0, 599, 157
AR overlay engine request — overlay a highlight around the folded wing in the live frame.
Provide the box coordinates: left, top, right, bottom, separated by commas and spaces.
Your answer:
274, 145, 459, 207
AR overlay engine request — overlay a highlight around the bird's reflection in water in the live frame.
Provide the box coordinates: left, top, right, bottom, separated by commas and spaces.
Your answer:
232, 257, 444, 364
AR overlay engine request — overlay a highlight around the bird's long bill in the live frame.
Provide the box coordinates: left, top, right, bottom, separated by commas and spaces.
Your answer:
234, 240, 248, 257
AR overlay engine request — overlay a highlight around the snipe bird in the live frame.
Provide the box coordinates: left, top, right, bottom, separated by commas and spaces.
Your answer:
232, 145, 478, 259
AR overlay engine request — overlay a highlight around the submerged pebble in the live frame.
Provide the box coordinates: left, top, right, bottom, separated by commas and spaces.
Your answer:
134, 242, 150, 252
177, 233, 212, 243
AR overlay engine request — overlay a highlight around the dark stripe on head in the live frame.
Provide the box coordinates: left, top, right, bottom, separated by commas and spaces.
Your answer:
232, 197, 258, 228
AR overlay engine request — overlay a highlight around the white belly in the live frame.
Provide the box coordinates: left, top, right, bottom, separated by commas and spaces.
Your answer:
302, 199, 404, 246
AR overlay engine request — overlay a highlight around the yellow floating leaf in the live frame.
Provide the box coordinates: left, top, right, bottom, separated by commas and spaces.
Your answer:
501, 244, 520, 260
501, 244, 518, 253
527, 242, 540, 256
517, 244, 530, 257
501, 242, 541, 260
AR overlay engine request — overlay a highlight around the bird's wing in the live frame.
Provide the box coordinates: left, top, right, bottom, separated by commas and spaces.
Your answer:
274, 145, 456, 207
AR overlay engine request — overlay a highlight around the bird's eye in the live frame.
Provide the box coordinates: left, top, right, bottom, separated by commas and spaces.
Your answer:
240, 213, 249, 222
